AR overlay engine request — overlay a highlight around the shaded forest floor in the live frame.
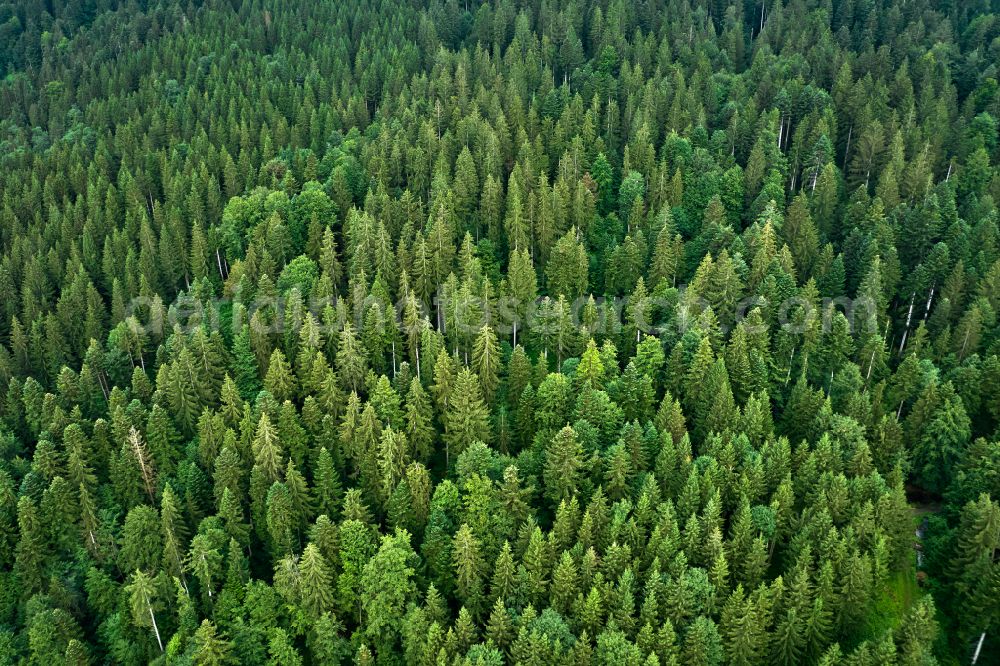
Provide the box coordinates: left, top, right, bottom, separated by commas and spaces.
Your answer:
863, 563, 924, 641
859, 501, 967, 664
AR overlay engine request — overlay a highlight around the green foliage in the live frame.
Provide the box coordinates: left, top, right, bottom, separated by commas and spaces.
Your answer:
277, 255, 318, 295
0, 0, 997, 662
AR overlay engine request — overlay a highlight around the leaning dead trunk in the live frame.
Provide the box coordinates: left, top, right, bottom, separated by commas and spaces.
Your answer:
148, 600, 163, 652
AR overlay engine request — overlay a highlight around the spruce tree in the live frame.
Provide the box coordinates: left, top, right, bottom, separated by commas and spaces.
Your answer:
443, 369, 490, 465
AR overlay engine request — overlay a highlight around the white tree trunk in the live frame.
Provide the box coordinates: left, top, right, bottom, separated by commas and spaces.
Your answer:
972, 631, 986, 664
149, 604, 163, 652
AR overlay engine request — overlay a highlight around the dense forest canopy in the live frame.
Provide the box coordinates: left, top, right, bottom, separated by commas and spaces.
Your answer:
1, 0, 999, 663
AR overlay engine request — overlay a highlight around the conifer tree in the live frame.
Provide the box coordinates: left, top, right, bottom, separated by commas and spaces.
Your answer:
336, 322, 368, 393
186, 530, 223, 601
452, 523, 485, 615
192, 620, 234, 665
264, 349, 296, 403
546, 229, 589, 300
544, 425, 584, 505
404, 377, 435, 463
127, 569, 164, 652
472, 324, 501, 404
313, 447, 343, 519
160, 483, 189, 587
444, 369, 490, 465
231, 324, 262, 400
299, 542, 335, 619
252, 413, 284, 484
